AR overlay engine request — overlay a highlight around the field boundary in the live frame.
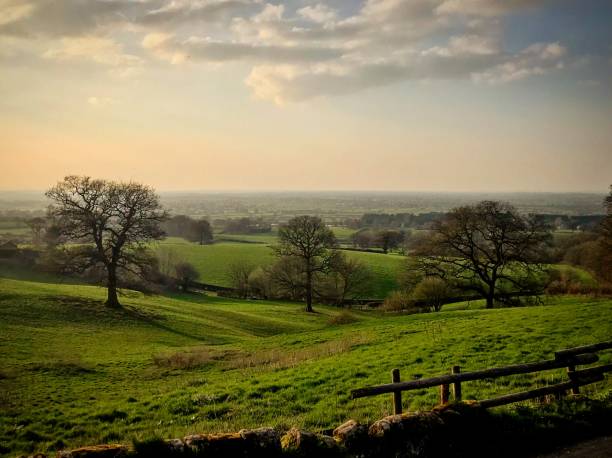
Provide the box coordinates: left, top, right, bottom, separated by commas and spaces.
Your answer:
351, 341, 612, 414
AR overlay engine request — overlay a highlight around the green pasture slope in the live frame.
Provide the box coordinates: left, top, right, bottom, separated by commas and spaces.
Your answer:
156, 238, 403, 298
1, 275, 611, 456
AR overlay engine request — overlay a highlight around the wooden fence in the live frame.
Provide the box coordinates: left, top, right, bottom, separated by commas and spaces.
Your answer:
351, 341, 612, 414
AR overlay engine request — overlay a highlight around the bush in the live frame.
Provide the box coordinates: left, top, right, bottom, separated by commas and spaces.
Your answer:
411, 277, 452, 312
382, 290, 414, 312
327, 310, 358, 325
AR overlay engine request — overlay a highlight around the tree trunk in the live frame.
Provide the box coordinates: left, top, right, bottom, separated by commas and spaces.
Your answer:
105, 265, 121, 308
305, 269, 313, 313
485, 285, 495, 309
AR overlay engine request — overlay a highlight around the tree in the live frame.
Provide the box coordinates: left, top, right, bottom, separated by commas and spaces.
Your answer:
194, 219, 213, 245
411, 277, 452, 312
162, 215, 213, 244
596, 185, 612, 282
26, 217, 46, 246
175, 262, 199, 292
275, 216, 337, 312
228, 261, 255, 298
415, 201, 550, 308
377, 230, 404, 254
320, 253, 372, 305
46, 176, 167, 307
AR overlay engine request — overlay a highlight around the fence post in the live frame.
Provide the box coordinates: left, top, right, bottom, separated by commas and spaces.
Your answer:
567, 365, 580, 395
440, 383, 450, 405
451, 365, 462, 401
392, 368, 402, 415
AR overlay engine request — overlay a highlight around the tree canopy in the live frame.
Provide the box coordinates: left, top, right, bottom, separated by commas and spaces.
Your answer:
46, 176, 167, 307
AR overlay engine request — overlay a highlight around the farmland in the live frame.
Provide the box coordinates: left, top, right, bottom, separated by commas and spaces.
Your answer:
156, 233, 404, 299
1, 274, 611, 456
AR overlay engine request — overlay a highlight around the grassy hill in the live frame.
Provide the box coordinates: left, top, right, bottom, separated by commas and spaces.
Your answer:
1, 275, 611, 456
155, 238, 403, 298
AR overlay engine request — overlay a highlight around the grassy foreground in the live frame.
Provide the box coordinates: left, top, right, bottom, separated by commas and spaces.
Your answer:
0, 276, 611, 456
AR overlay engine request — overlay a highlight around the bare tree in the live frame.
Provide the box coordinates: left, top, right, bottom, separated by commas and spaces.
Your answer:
377, 230, 404, 254
415, 201, 550, 308
26, 217, 46, 246
275, 216, 337, 312
46, 176, 167, 307
268, 256, 307, 301
228, 261, 255, 298
321, 253, 372, 305
175, 262, 199, 292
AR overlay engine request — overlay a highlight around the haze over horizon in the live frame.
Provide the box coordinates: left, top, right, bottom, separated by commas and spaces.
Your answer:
1, 0, 611, 192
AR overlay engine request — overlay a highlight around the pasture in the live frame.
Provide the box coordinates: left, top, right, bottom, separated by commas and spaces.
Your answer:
155, 237, 403, 298
1, 275, 611, 456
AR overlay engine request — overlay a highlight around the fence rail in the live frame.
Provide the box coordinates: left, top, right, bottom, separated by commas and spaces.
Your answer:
350, 340, 612, 414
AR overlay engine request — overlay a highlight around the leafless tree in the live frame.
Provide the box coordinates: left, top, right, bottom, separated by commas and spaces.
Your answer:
321, 253, 372, 305
46, 176, 167, 307
175, 261, 199, 292
26, 217, 46, 246
228, 261, 255, 298
275, 216, 337, 312
414, 201, 551, 308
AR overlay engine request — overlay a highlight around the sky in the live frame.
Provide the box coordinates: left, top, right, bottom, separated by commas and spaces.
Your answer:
0, 0, 611, 193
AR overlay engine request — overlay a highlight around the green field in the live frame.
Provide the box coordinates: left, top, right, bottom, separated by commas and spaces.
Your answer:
155, 238, 402, 298
1, 274, 611, 456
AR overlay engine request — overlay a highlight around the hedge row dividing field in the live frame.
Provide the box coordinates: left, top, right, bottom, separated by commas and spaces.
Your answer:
0, 275, 611, 456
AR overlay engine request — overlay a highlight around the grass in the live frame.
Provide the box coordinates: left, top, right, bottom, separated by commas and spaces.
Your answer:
0, 274, 611, 456
155, 238, 402, 298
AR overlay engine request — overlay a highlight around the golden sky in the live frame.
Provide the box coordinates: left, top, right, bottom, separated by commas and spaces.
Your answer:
1, 0, 611, 192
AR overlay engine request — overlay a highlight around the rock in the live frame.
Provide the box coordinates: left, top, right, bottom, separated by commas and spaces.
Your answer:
333, 419, 367, 450
165, 438, 185, 454
281, 428, 340, 457
56, 445, 127, 458
184, 432, 245, 456
239, 427, 281, 456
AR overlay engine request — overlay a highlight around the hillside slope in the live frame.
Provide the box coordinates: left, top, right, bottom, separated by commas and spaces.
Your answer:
0, 277, 611, 456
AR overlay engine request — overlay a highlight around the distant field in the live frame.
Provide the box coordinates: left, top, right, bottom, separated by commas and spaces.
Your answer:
0, 275, 611, 456
214, 226, 356, 245
0, 220, 30, 237
156, 237, 401, 298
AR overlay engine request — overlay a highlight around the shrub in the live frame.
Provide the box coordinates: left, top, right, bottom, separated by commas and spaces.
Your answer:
382, 290, 414, 312
411, 277, 452, 312
327, 310, 358, 325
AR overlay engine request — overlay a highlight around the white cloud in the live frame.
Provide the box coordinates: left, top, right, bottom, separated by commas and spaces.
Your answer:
472, 42, 567, 84
143, 32, 344, 64
1, 0, 577, 102
297, 4, 337, 24
44, 36, 142, 67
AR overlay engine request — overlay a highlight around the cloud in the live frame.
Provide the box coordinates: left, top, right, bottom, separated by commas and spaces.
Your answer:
138, 0, 256, 28
143, 32, 344, 64
472, 42, 566, 84
246, 41, 567, 104
44, 36, 142, 66
297, 4, 337, 24
0, 0, 136, 37
1, 0, 575, 102
436, 0, 546, 17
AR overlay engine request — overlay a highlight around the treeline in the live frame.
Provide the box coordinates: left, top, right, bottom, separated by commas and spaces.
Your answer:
349, 212, 604, 231
350, 229, 407, 253
382, 191, 612, 313
162, 215, 213, 244
215, 217, 272, 234
347, 212, 443, 229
